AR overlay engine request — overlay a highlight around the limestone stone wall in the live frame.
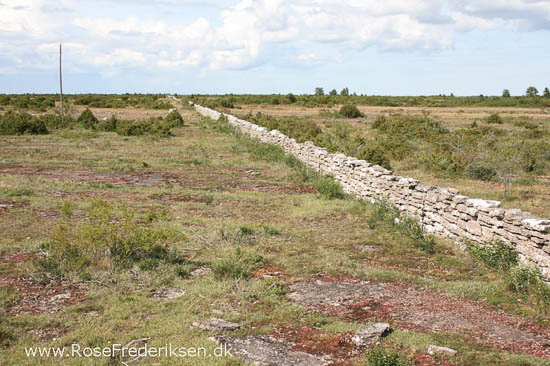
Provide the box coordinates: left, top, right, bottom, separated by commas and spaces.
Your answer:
193, 103, 550, 279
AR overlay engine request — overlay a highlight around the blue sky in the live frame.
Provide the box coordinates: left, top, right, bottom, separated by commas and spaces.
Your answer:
1, 0, 549, 96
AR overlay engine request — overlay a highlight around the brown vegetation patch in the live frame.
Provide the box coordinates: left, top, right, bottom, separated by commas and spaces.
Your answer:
149, 193, 205, 202
0, 198, 29, 215
1, 276, 86, 315
289, 280, 550, 358
230, 181, 316, 194
73, 106, 168, 121
0, 252, 35, 263
252, 263, 284, 279
272, 326, 362, 365
412, 351, 452, 366
1, 167, 177, 187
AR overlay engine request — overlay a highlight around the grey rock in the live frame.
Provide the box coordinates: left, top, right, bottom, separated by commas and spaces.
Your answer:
427, 345, 457, 356
193, 318, 241, 332
352, 323, 391, 346
354, 245, 382, 253
151, 288, 186, 301
214, 335, 330, 366
191, 267, 212, 277
51, 293, 71, 301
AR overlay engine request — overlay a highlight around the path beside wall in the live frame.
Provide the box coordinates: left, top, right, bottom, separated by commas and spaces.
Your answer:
193, 103, 550, 280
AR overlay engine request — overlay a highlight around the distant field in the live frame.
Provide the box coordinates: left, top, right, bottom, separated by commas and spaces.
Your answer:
0, 98, 549, 365
224, 103, 550, 218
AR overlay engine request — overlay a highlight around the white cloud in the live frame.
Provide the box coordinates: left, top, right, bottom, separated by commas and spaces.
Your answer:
452, 12, 498, 31
1, 0, 549, 74
93, 49, 147, 67
449, 0, 550, 30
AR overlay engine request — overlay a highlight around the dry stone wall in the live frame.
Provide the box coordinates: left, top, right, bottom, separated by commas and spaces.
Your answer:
193, 103, 550, 280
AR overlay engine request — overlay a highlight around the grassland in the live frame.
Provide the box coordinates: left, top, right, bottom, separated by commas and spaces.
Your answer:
225, 103, 550, 218
0, 98, 549, 365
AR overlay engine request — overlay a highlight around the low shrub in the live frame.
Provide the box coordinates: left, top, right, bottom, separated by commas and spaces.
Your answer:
239, 226, 255, 236
314, 176, 345, 199
96, 115, 118, 132
212, 248, 264, 280
339, 104, 363, 118
367, 201, 435, 253
261, 224, 280, 236
505, 264, 550, 312
371, 113, 448, 139
507, 265, 540, 294
0, 111, 49, 135
115, 118, 173, 137
163, 110, 185, 128
38, 114, 73, 129
246, 112, 322, 144
77, 108, 99, 129
365, 348, 411, 366
39, 200, 183, 277
0, 188, 34, 197
467, 240, 517, 271
358, 145, 392, 170
486, 113, 503, 124
465, 161, 497, 181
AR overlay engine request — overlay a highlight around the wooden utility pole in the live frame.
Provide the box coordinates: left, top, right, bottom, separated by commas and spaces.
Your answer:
59, 44, 64, 117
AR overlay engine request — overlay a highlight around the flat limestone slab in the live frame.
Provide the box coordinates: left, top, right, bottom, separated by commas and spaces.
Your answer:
214, 335, 331, 366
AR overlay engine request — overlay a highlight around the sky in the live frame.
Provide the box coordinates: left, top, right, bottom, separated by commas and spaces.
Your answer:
1, 0, 549, 96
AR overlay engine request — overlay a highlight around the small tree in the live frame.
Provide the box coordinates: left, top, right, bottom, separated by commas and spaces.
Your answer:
525, 86, 539, 97
287, 93, 297, 103
163, 110, 184, 128
339, 104, 363, 118
77, 108, 98, 129
544, 88, 550, 98
502, 89, 511, 98
329, 89, 337, 96
486, 113, 503, 124
340, 88, 349, 96
314, 87, 324, 96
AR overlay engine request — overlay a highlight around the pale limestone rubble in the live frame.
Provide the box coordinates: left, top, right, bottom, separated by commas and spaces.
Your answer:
194, 104, 550, 280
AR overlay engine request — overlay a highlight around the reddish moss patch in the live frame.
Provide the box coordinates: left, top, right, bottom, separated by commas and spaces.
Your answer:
0, 199, 30, 216
288, 280, 550, 359
230, 182, 316, 194
1, 276, 86, 315
272, 326, 362, 365
149, 193, 205, 202
251, 263, 284, 279
412, 351, 452, 366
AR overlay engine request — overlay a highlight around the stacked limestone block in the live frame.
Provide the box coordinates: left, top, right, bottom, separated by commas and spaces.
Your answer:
193, 104, 550, 280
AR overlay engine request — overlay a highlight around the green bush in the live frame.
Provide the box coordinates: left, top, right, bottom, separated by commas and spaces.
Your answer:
367, 201, 435, 253
358, 145, 392, 170
96, 115, 118, 132
314, 176, 345, 199
212, 248, 264, 280
339, 104, 363, 118
164, 110, 185, 128
486, 113, 503, 124
220, 100, 235, 109
372, 113, 448, 138
71, 94, 170, 109
365, 348, 411, 366
467, 240, 517, 271
507, 265, 540, 294
40, 200, 183, 276
0, 188, 34, 197
247, 112, 322, 144
115, 118, 173, 137
465, 161, 497, 181
0, 111, 49, 135
77, 108, 99, 129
